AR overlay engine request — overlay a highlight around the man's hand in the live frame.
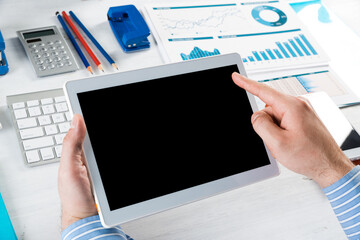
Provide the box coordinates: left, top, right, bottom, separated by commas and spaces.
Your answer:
232, 72, 354, 188
58, 114, 97, 230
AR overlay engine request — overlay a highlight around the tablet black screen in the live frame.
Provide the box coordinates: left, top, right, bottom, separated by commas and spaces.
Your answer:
78, 64, 270, 211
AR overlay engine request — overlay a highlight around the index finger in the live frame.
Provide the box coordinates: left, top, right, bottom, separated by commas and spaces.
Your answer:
232, 72, 289, 108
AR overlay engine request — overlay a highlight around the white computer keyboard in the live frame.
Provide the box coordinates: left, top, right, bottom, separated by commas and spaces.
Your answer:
7, 89, 71, 167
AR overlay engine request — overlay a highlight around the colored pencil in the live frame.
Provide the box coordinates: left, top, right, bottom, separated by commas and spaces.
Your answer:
69, 11, 118, 70
62, 11, 103, 72
55, 12, 93, 74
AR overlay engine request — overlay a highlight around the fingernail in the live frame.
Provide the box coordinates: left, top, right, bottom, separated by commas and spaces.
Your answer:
251, 112, 261, 124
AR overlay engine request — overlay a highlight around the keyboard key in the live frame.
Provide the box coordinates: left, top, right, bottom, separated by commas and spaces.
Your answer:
14, 109, 27, 119
55, 96, 66, 102
55, 133, 66, 145
65, 112, 72, 121
13, 102, 25, 109
58, 122, 70, 133
38, 115, 52, 126
42, 105, 55, 114
25, 150, 40, 163
23, 136, 54, 151
19, 127, 44, 140
55, 102, 68, 112
28, 106, 42, 117
27, 100, 39, 107
55, 145, 62, 158
44, 124, 58, 135
41, 98, 53, 105
52, 113, 65, 123
17, 117, 37, 129
40, 147, 54, 160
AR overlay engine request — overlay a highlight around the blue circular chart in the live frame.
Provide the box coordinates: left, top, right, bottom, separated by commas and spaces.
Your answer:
251, 5, 287, 27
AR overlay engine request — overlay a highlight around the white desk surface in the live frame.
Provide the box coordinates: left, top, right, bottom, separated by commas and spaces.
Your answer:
1, 0, 359, 239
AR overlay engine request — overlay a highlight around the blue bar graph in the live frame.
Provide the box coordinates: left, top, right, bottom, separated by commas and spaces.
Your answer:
266, 49, 276, 60
284, 42, 297, 57
237, 33, 318, 64
273, 49, 283, 59
260, 51, 269, 60
180, 46, 220, 60
294, 37, 310, 56
300, 34, 318, 55
276, 42, 290, 58
252, 51, 262, 61
289, 39, 304, 56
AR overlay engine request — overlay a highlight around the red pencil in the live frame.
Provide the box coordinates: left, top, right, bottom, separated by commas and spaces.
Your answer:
62, 11, 103, 72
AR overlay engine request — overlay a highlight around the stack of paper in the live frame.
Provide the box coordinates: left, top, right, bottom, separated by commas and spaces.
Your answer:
144, 0, 359, 107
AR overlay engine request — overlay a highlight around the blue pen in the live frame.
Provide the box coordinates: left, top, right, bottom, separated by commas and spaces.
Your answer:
55, 11, 93, 74
69, 11, 118, 70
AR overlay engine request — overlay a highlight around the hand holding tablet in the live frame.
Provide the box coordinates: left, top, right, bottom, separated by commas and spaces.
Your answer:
61, 53, 354, 229
63, 53, 279, 227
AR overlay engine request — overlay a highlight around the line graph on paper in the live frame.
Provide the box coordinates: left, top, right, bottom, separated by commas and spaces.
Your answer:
152, 4, 246, 37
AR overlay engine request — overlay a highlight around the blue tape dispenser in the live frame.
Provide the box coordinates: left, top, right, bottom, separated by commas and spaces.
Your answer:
108, 5, 150, 52
0, 30, 9, 75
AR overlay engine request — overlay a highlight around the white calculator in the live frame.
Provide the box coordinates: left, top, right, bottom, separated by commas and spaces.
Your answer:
17, 26, 78, 77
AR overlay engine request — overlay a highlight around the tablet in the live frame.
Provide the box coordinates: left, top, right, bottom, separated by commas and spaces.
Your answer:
64, 53, 279, 227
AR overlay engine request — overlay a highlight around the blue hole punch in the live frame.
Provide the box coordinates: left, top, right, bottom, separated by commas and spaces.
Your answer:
108, 5, 151, 52
0, 30, 9, 75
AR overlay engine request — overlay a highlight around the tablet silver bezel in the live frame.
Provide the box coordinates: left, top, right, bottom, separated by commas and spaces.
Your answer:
64, 53, 280, 227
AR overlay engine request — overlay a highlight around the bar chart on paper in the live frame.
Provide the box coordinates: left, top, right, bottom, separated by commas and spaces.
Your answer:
145, 1, 329, 72
241, 33, 318, 63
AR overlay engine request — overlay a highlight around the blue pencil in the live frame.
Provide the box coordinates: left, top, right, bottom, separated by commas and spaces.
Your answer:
55, 11, 93, 74
69, 11, 118, 70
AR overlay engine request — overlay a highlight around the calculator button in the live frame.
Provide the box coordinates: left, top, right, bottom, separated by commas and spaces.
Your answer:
54, 57, 61, 62
45, 59, 52, 64
47, 41, 54, 45
65, 61, 72, 66
43, 53, 50, 58
35, 60, 44, 65
31, 49, 39, 53
29, 44, 37, 48
39, 43, 45, 47
34, 54, 41, 59
62, 56, 69, 60
49, 46, 56, 51
51, 52, 58, 56
40, 47, 48, 52
55, 40, 62, 44
47, 64, 55, 69
56, 63, 64, 68
57, 45, 64, 50
39, 66, 46, 71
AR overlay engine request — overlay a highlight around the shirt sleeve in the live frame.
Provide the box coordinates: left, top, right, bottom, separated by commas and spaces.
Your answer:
61, 215, 133, 240
323, 165, 360, 240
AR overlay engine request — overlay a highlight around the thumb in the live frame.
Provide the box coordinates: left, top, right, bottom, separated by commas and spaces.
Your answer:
251, 110, 283, 151
61, 114, 87, 167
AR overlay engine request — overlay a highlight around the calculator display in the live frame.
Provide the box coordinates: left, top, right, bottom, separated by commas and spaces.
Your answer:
23, 29, 55, 39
